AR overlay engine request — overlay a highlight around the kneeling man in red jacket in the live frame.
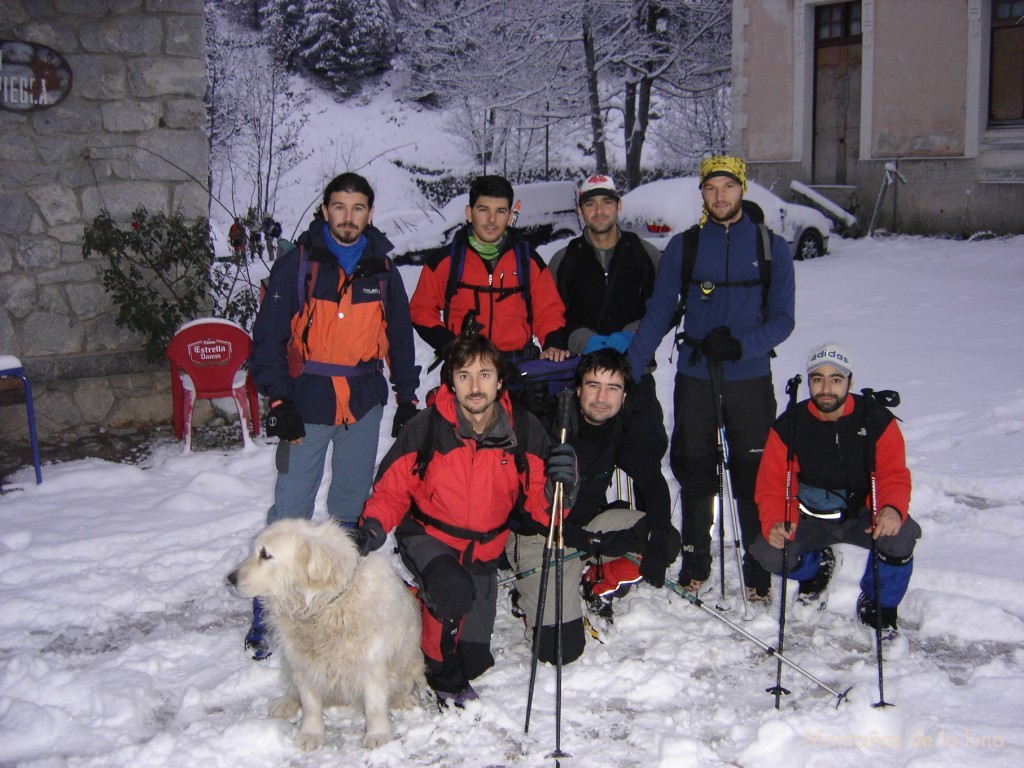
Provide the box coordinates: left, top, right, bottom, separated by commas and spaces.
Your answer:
351, 334, 575, 707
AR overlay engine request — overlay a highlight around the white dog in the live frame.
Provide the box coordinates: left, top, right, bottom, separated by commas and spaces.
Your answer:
228, 518, 425, 750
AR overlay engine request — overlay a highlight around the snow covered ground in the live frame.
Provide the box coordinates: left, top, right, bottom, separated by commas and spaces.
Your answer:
2, 233, 1023, 767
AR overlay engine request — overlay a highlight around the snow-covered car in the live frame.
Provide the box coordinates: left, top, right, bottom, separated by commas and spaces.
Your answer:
387, 180, 580, 264
620, 177, 832, 260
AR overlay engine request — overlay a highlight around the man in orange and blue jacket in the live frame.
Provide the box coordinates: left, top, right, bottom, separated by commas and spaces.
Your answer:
244, 172, 421, 659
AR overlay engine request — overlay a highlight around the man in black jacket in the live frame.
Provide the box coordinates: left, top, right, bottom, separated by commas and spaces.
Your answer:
548, 174, 661, 357
505, 349, 680, 664
548, 174, 669, 515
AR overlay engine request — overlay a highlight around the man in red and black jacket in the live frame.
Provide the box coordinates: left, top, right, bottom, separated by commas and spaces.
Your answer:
351, 334, 576, 707
750, 342, 921, 634
409, 175, 569, 364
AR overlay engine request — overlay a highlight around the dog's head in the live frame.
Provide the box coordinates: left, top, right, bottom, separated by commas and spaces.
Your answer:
227, 519, 361, 613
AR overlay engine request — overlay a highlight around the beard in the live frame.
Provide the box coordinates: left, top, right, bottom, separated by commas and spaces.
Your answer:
458, 393, 494, 415
812, 392, 848, 414
330, 221, 364, 245
705, 200, 743, 224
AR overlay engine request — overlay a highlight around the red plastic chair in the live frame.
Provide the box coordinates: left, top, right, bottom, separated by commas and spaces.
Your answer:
166, 319, 260, 451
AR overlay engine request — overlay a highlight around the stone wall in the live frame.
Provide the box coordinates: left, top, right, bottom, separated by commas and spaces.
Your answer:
0, 0, 209, 442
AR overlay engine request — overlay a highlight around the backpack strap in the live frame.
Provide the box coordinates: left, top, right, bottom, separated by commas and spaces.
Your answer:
412, 400, 531, 485
670, 225, 701, 346
442, 239, 533, 330
515, 241, 533, 330
295, 244, 320, 310
672, 223, 774, 349
757, 223, 773, 316
409, 507, 508, 544
412, 405, 444, 479
442, 241, 463, 328
509, 401, 530, 481
295, 244, 320, 355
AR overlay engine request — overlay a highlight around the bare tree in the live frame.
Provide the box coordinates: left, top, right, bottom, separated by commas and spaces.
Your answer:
398, 0, 730, 185
652, 86, 731, 171
206, 3, 309, 237
399, 0, 583, 172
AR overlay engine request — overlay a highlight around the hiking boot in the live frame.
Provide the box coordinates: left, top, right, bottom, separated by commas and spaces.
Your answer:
745, 586, 772, 606
581, 566, 618, 624
679, 578, 706, 596
244, 598, 272, 661
435, 683, 479, 710
796, 547, 841, 612
857, 592, 898, 635
509, 588, 527, 620
584, 591, 615, 623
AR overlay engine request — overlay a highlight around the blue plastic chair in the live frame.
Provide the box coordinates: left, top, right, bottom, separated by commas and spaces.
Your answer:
0, 355, 43, 484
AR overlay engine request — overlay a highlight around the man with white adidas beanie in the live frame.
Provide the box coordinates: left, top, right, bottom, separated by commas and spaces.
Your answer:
750, 342, 922, 634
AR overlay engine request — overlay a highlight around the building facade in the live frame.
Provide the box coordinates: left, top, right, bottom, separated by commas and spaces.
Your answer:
1, 0, 208, 443
732, 0, 1024, 235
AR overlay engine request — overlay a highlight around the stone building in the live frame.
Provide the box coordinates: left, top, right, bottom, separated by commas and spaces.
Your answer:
1, 0, 208, 444
731, 0, 1024, 235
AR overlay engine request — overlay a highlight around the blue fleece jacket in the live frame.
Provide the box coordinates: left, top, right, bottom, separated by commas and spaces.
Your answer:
627, 212, 795, 382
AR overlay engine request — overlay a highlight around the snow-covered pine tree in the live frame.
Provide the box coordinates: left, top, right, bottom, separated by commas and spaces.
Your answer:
267, 0, 395, 96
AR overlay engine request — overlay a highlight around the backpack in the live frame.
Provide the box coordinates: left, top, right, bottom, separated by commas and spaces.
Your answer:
442, 235, 534, 331
672, 214, 774, 350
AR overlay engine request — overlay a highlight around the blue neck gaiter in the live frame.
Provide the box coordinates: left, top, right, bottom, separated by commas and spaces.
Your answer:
322, 222, 367, 275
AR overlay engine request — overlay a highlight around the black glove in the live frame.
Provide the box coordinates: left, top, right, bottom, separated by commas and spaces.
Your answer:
459, 309, 484, 339
701, 326, 742, 363
391, 401, 419, 438
562, 522, 598, 554
544, 443, 579, 508
348, 518, 386, 556
639, 528, 681, 588
563, 523, 634, 558
420, 555, 475, 620
265, 398, 305, 441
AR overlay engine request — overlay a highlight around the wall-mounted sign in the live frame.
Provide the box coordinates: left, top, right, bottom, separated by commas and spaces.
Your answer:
0, 39, 73, 112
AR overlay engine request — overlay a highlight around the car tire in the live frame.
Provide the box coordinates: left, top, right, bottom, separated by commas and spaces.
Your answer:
795, 229, 824, 261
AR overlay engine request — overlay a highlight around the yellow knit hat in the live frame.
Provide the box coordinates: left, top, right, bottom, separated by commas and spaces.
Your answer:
698, 156, 747, 226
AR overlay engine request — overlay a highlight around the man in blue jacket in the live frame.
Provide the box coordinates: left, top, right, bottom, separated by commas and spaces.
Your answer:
626, 156, 795, 603
244, 172, 421, 658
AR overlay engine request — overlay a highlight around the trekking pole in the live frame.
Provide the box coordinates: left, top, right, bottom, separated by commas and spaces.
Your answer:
549, 397, 571, 763
868, 468, 894, 708
625, 553, 851, 706
524, 468, 561, 735
708, 361, 751, 618
767, 374, 801, 708
525, 391, 575, 765
716, 474, 728, 611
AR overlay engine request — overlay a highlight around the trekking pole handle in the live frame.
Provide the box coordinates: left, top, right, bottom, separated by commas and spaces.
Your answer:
555, 389, 574, 445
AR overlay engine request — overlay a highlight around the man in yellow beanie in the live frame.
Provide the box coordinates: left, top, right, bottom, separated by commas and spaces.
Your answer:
626, 155, 796, 605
